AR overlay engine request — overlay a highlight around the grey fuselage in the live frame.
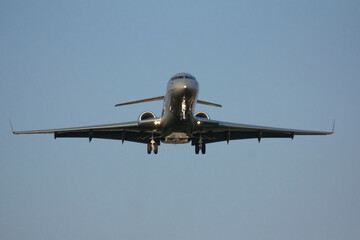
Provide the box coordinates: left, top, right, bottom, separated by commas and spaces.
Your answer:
160, 73, 199, 143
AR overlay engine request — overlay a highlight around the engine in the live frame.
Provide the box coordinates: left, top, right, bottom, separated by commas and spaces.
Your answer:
138, 111, 156, 122
194, 112, 210, 119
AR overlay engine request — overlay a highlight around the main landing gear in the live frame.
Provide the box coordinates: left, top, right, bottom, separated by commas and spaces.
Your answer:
195, 142, 206, 154
194, 135, 206, 154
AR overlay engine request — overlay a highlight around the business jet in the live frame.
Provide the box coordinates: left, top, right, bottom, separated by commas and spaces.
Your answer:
12, 73, 334, 154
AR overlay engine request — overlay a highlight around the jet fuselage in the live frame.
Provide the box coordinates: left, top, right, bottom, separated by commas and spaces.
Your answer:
161, 73, 199, 143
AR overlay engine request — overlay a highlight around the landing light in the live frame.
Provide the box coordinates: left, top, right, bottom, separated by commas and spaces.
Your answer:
154, 120, 161, 125
197, 121, 201, 125
184, 86, 187, 88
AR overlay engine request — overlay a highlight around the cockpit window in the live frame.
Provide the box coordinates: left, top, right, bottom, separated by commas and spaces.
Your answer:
171, 75, 183, 80
170, 74, 196, 81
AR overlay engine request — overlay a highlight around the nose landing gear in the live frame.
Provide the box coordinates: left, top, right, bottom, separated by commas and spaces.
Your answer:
147, 138, 159, 154
147, 142, 158, 154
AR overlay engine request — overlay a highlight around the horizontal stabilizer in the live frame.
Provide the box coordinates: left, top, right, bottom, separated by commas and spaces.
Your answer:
115, 96, 221, 108
197, 100, 222, 108
115, 96, 164, 107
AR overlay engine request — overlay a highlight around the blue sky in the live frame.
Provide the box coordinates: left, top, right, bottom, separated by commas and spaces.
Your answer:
1, 0, 360, 239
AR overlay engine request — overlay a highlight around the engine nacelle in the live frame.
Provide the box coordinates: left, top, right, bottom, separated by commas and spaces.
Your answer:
138, 111, 156, 122
194, 112, 210, 119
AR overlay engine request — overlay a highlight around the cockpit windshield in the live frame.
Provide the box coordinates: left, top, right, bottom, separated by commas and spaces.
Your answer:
170, 73, 196, 81
172, 75, 184, 80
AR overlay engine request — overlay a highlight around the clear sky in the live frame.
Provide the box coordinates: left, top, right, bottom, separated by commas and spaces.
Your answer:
1, 0, 359, 239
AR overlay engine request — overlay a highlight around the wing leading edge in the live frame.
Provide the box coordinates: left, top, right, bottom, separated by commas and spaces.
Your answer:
12, 119, 161, 144
194, 118, 334, 144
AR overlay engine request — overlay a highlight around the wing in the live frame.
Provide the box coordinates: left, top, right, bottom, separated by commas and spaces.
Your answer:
193, 118, 334, 144
12, 119, 161, 144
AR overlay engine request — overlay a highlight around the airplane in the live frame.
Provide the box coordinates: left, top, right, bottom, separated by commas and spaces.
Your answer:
12, 73, 334, 154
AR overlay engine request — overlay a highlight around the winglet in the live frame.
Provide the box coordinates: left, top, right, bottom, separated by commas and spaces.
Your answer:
9, 120, 15, 134
331, 120, 335, 134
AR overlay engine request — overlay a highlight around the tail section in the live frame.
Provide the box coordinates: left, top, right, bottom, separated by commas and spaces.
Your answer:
115, 96, 222, 108
115, 96, 164, 107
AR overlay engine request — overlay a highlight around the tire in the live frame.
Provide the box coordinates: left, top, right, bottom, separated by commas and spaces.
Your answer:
147, 143, 152, 154
201, 143, 206, 154
195, 144, 200, 154
154, 143, 158, 154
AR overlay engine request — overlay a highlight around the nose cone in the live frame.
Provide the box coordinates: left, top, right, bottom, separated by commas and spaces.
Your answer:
184, 79, 199, 91
168, 73, 199, 90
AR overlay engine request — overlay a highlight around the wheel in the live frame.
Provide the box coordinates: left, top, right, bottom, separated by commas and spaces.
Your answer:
195, 143, 200, 154
154, 143, 158, 154
201, 143, 206, 154
147, 143, 152, 154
